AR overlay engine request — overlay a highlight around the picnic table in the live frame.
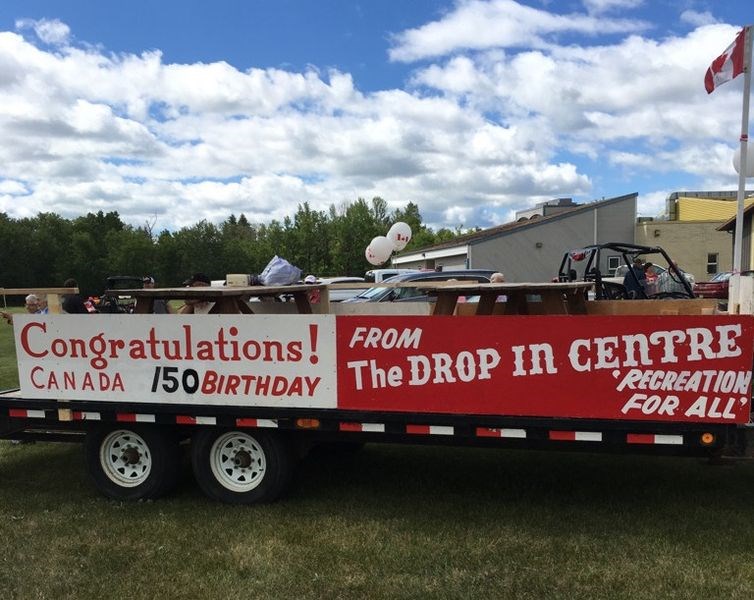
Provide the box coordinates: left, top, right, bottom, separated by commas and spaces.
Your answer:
111, 284, 327, 315
426, 281, 594, 316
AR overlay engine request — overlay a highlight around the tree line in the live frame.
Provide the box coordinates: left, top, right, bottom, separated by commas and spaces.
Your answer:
0, 197, 469, 299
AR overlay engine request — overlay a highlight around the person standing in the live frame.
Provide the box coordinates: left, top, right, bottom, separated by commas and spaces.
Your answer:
143, 276, 172, 314
623, 258, 646, 299
61, 279, 89, 314
1, 294, 47, 324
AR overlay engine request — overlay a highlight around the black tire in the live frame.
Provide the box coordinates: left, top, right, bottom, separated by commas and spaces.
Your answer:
191, 428, 294, 504
84, 425, 182, 501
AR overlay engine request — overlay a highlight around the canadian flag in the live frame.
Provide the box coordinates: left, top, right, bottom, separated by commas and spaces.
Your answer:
705, 28, 747, 94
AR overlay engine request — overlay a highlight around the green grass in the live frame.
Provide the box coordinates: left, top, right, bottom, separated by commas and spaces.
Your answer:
0, 307, 20, 389
3, 320, 754, 598
1, 443, 754, 599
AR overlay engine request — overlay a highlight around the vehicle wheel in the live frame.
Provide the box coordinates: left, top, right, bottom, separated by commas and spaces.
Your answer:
191, 429, 294, 504
84, 425, 182, 501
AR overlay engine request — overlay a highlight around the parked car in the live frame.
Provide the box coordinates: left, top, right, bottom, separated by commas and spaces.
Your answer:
319, 276, 366, 302
344, 270, 495, 303
693, 272, 733, 299
364, 268, 420, 283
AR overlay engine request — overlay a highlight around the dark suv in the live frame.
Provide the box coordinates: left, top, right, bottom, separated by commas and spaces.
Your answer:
343, 270, 496, 303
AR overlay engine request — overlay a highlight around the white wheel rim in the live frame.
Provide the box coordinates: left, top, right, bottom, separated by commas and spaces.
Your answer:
99, 430, 152, 487
210, 432, 266, 492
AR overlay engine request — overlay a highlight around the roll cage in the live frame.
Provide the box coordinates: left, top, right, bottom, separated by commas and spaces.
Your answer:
557, 242, 695, 300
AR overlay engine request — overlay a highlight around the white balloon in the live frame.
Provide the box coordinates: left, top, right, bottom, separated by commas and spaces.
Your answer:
369, 235, 394, 264
733, 145, 754, 177
387, 222, 412, 251
365, 246, 382, 266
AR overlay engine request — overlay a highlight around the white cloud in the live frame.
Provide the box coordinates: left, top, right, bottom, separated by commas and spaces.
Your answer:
582, 0, 644, 15
680, 10, 719, 27
389, 0, 649, 62
637, 189, 668, 217
0, 8, 747, 233
0, 179, 28, 194
15, 18, 70, 45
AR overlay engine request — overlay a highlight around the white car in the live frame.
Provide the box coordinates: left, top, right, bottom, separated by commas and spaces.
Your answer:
318, 277, 366, 302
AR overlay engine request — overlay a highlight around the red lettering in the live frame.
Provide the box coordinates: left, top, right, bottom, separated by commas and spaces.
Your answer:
288, 377, 302, 396
272, 376, 288, 396
30, 365, 45, 389
64, 371, 75, 389
225, 375, 240, 395
202, 370, 218, 393
287, 341, 303, 362
98, 372, 111, 389
112, 373, 125, 392
20, 322, 48, 358
82, 373, 94, 391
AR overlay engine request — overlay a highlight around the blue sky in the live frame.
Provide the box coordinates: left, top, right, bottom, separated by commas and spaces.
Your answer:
0, 0, 750, 232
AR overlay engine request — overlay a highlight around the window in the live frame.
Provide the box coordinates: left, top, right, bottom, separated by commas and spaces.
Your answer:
607, 256, 620, 276
706, 253, 718, 275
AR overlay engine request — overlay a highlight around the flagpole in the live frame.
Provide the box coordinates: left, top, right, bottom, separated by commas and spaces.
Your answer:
731, 25, 752, 313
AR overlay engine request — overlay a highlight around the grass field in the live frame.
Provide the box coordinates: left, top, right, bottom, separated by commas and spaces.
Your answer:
0, 307, 20, 389
2, 317, 754, 598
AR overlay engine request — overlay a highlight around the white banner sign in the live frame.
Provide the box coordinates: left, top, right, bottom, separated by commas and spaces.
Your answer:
14, 314, 337, 408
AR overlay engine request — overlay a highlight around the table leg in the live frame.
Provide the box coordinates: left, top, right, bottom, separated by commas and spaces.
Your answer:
133, 298, 154, 314
292, 292, 313, 314
504, 292, 528, 315
476, 293, 497, 315
209, 297, 239, 314
564, 290, 588, 314
539, 291, 566, 314
433, 292, 458, 315
236, 297, 254, 314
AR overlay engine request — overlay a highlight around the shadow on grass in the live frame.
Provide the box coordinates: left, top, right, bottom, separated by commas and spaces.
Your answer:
4, 439, 754, 549
3, 440, 754, 511
293, 443, 754, 547
2, 440, 754, 599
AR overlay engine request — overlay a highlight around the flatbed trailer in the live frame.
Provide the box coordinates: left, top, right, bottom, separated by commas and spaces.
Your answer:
1, 282, 752, 504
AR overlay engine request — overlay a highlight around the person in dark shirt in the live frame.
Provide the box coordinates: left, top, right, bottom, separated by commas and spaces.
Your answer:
61, 278, 89, 314
622, 258, 646, 299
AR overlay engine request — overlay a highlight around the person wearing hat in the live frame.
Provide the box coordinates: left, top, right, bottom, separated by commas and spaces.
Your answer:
143, 276, 171, 314
179, 273, 214, 314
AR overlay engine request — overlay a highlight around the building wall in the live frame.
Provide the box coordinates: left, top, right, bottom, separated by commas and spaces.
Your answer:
471, 196, 636, 282
391, 252, 468, 270
635, 221, 732, 280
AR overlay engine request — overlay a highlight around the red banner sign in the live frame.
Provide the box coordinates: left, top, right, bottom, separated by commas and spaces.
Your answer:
336, 315, 754, 424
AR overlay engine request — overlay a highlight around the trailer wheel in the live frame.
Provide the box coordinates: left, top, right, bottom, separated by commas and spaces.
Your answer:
191, 429, 293, 504
85, 426, 181, 501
